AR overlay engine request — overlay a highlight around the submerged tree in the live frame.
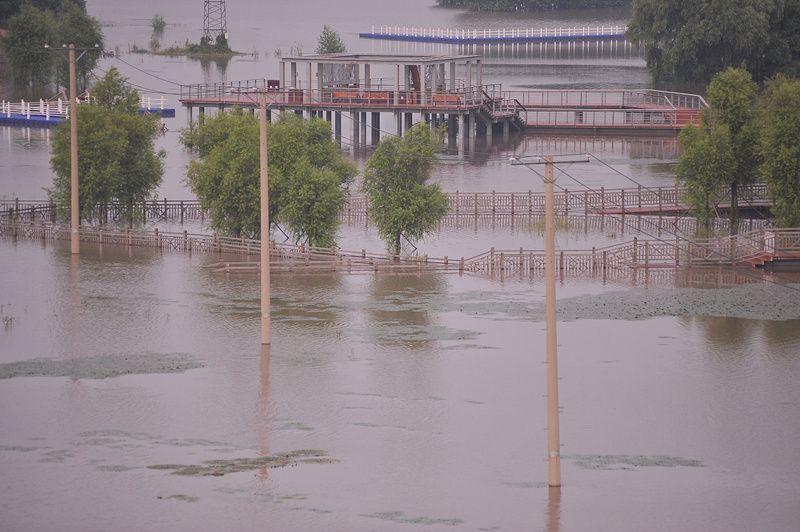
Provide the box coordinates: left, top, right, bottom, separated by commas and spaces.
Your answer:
181, 111, 355, 246
1, 0, 102, 90
759, 76, 800, 226
362, 123, 448, 255
676, 68, 760, 234
49, 68, 165, 224
316, 25, 346, 54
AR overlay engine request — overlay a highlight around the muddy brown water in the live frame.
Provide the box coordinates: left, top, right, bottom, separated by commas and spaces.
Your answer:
3, 2, 800, 530
1, 239, 799, 532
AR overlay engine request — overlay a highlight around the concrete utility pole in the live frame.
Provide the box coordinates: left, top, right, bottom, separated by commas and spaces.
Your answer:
69, 44, 79, 255
259, 91, 271, 345
543, 155, 560, 488
511, 153, 589, 489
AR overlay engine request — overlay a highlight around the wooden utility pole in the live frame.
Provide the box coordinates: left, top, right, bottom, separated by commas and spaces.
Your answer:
544, 155, 561, 488
69, 44, 79, 255
259, 91, 271, 345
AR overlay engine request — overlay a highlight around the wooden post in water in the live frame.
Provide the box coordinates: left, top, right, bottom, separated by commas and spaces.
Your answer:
259, 92, 271, 345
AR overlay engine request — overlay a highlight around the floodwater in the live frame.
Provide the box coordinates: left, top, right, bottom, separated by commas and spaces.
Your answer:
2, 1, 800, 531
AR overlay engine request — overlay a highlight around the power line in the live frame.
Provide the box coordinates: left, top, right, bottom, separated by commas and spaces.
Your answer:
537, 161, 800, 291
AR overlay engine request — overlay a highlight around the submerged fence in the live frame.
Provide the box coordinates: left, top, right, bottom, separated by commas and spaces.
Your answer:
2, 219, 798, 278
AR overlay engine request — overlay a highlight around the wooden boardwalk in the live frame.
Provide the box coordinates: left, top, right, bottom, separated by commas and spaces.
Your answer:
179, 83, 704, 133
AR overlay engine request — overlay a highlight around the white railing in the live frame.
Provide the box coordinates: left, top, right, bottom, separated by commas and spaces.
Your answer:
366, 25, 628, 41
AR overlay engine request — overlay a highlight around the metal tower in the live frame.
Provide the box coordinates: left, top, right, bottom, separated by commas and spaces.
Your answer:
203, 0, 227, 42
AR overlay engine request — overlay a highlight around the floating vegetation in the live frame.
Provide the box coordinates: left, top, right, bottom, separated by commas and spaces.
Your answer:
0, 353, 202, 380
157, 494, 199, 503
362, 511, 464, 527
148, 449, 337, 477
567, 454, 704, 471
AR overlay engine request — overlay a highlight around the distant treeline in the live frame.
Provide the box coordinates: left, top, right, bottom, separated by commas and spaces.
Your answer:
436, 0, 630, 10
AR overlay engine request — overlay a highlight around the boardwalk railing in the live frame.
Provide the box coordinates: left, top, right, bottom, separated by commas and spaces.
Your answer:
361, 25, 628, 43
180, 83, 496, 109
3, 220, 798, 276
462, 229, 800, 274
0, 183, 773, 224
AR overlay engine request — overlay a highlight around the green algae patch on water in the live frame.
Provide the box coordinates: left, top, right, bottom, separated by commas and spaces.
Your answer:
567, 454, 704, 471
0, 353, 202, 380
148, 449, 337, 477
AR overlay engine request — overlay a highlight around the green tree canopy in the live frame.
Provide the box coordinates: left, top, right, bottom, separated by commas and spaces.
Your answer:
362, 123, 448, 255
676, 68, 760, 233
316, 25, 346, 54
1, 0, 101, 89
759, 76, 800, 226
181, 111, 356, 246
49, 67, 165, 223
628, 0, 800, 86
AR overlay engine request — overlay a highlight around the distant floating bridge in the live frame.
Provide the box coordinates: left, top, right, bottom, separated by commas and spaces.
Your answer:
359, 25, 629, 44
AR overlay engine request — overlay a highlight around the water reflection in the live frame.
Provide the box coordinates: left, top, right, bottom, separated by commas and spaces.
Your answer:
272, 274, 343, 331
366, 273, 445, 349
545, 486, 562, 532
257, 343, 272, 481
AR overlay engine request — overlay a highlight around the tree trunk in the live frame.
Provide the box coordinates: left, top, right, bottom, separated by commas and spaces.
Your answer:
730, 183, 739, 235
393, 233, 401, 259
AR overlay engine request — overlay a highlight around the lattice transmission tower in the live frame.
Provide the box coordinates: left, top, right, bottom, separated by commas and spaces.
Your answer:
203, 0, 228, 42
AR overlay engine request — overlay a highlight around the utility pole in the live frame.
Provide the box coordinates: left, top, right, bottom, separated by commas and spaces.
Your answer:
543, 155, 560, 488
45, 42, 99, 255
69, 44, 79, 255
511, 153, 589, 489
259, 91, 271, 345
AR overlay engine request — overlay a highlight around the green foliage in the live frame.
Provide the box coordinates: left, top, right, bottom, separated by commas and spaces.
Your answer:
362, 123, 448, 255
181, 111, 355, 246
52, 0, 103, 88
676, 124, 736, 225
436, 0, 628, 10
1, 3, 56, 86
628, 0, 800, 86
0, 0, 101, 89
316, 25, 346, 54
49, 69, 164, 223
90, 66, 139, 113
676, 68, 760, 232
759, 76, 800, 226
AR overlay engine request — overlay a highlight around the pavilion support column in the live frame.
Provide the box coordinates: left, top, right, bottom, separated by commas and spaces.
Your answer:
334, 111, 342, 145
280, 61, 286, 88
326, 110, 332, 122
449, 61, 456, 92
394, 64, 401, 105
365, 64, 371, 89
187, 105, 193, 128
503, 120, 510, 141
351, 110, 360, 153
477, 59, 483, 90
465, 61, 472, 99
404, 112, 413, 131
420, 64, 427, 105
361, 111, 367, 146
395, 110, 402, 136
290, 62, 297, 88
371, 112, 380, 145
